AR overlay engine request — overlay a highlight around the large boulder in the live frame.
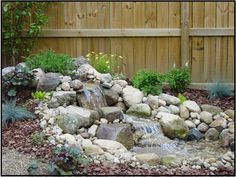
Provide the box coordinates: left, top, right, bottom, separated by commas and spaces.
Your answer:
135, 153, 160, 166
183, 100, 201, 113
93, 139, 128, 154
126, 103, 151, 117
147, 95, 159, 110
103, 88, 119, 106
96, 123, 134, 149
122, 86, 144, 107
48, 91, 76, 108
159, 94, 180, 105
158, 112, 189, 139
200, 104, 223, 115
37, 72, 61, 91
56, 106, 99, 134
99, 107, 124, 122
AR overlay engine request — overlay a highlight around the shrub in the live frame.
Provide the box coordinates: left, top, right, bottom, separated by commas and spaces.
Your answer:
86, 52, 124, 75
26, 50, 75, 75
30, 132, 45, 145
178, 93, 187, 104
166, 66, 191, 93
2, 100, 34, 126
48, 145, 90, 175
132, 70, 164, 95
2, 2, 50, 63
207, 81, 234, 99
31, 91, 46, 101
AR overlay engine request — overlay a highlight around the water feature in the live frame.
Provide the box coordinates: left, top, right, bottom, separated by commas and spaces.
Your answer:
77, 82, 107, 110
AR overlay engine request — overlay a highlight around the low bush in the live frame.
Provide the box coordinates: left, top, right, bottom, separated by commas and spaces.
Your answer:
178, 93, 187, 104
207, 81, 234, 99
31, 91, 46, 101
30, 132, 45, 145
166, 66, 191, 93
2, 100, 34, 126
132, 70, 164, 95
26, 50, 75, 75
86, 52, 124, 75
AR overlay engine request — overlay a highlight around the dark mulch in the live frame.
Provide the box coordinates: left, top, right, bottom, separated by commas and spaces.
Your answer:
163, 87, 234, 111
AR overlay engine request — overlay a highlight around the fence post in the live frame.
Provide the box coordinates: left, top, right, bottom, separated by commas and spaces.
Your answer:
181, 2, 190, 67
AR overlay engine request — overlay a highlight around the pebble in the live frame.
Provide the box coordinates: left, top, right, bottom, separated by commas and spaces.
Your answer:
113, 119, 120, 123
203, 162, 210, 168
209, 166, 217, 171
100, 118, 108, 124
94, 160, 100, 164
114, 157, 120, 164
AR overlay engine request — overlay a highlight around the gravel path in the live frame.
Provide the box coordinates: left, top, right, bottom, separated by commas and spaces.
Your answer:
2, 147, 49, 175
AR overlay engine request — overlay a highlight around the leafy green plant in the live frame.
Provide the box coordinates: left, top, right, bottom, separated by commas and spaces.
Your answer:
132, 70, 164, 95
30, 132, 45, 145
2, 69, 35, 98
2, 100, 34, 127
31, 91, 46, 101
48, 145, 90, 175
2, 2, 50, 63
207, 81, 234, 99
166, 66, 191, 93
86, 52, 124, 75
26, 50, 75, 75
178, 93, 187, 104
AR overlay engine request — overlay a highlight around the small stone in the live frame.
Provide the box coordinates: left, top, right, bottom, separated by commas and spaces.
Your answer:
203, 162, 210, 168
69, 80, 83, 90
40, 120, 47, 129
114, 157, 120, 163
228, 124, 234, 134
169, 105, 180, 114
209, 117, 227, 132
185, 120, 196, 128
88, 124, 98, 137
118, 97, 123, 102
179, 105, 189, 119
190, 112, 200, 119
94, 160, 100, 164
209, 166, 217, 171
158, 99, 166, 106
60, 76, 72, 83
48, 118, 54, 125
78, 127, 85, 133
113, 119, 120, 123
205, 128, 219, 141
195, 165, 201, 169
157, 106, 170, 113
101, 82, 113, 89
100, 118, 108, 124
81, 132, 90, 139
142, 97, 148, 103
197, 122, 209, 132
224, 109, 234, 119
200, 111, 213, 124
183, 100, 201, 113
187, 128, 203, 141
193, 119, 201, 125
61, 82, 70, 91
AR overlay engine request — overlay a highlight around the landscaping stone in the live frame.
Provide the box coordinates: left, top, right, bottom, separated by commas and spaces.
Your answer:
69, 80, 83, 90
96, 73, 113, 83
100, 118, 108, 124
48, 91, 76, 108
219, 129, 234, 148
111, 84, 123, 95
93, 139, 128, 154
158, 99, 166, 106
158, 112, 189, 139
200, 104, 223, 115
101, 82, 113, 89
160, 155, 176, 167
187, 128, 203, 141
183, 100, 201, 113
159, 94, 180, 105
224, 109, 234, 119
32, 68, 45, 81
73, 56, 89, 67
60, 76, 72, 83
103, 88, 119, 106
99, 107, 124, 122
185, 120, 196, 128
197, 122, 209, 133
96, 123, 134, 149
111, 80, 128, 88
114, 102, 127, 112
126, 103, 151, 117
59, 134, 77, 145
169, 105, 180, 114
122, 86, 144, 107
61, 82, 70, 91
209, 117, 227, 132
84, 144, 104, 156
2, 66, 15, 76
193, 119, 201, 126
15, 62, 27, 72
37, 72, 61, 92
135, 153, 160, 166
88, 124, 98, 137
147, 95, 159, 109
190, 112, 200, 119
205, 128, 219, 141
200, 111, 213, 124
157, 106, 170, 113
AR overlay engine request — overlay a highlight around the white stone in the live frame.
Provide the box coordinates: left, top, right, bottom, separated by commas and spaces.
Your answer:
48, 118, 54, 125
190, 112, 200, 118
88, 124, 98, 137
112, 84, 123, 94
183, 100, 201, 113
158, 99, 166, 106
100, 118, 108, 124
157, 106, 170, 113
118, 97, 123, 102
179, 105, 189, 119
185, 120, 196, 128
142, 97, 148, 103
114, 157, 120, 163
111, 80, 128, 88
81, 139, 93, 148
61, 82, 70, 91
193, 119, 201, 125
147, 95, 159, 109
169, 105, 180, 114
122, 86, 144, 107
60, 76, 72, 83
84, 144, 104, 156
159, 94, 180, 105
113, 119, 120, 123
60, 134, 77, 145
40, 120, 47, 129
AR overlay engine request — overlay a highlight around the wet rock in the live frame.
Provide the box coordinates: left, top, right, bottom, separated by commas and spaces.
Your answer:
48, 91, 76, 108
183, 100, 200, 113
158, 112, 189, 139
159, 94, 180, 105
224, 109, 234, 119
61, 82, 70, 91
126, 103, 151, 117
103, 88, 119, 106
122, 86, 144, 107
93, 139, 128, 154
187, 128, 203, 141
209, 117, 227, 132
169, 105, 180, 114
88, 124, 98, 137
135, 153, 160, 166
185, 120, 196, 128
37, 72, 61, 91
205, 128, 219, 141
69, 80, 83, 90
99, 107, 124, 122
179, 105, 190, 119
96, 123, 134, 149
197, 122, 209, 132
200, 111, 213, 124
200, 104, 222, 116
147, 95, 159, 109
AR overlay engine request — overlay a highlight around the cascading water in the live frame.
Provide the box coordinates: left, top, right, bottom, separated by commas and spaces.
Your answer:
77, 83, 107, 110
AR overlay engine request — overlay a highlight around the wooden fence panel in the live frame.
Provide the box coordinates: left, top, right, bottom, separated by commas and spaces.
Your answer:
2, 2, 234, 84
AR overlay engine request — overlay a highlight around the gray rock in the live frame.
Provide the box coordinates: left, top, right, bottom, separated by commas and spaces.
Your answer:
103, 88, 119, 106
114, 102, 127, 112
209, 117, 227, 132
147, 95, 159, 110
37, 72, 61, 91
187, 128, 203, 141
15, 62, 27, 72
84, 144, 104, 156
88, 124, 98, 137
135, 153, 160, 166
111, 80, 128, 88
126, 103, 151, 117
96, 123, 134, 149
69, 80, 83, 90
77, 63, 95, 75
224, 109, 234, 119
197, 122, 209, 132
122, 86, 144, 107
169, 105, 180, 114
200, 104, 223, 116
32, 68, 45, 81
157, 106, 170, 113
200, 111, 213, 124
60, 76, 72, 83
73, 56, 89, 67
48, 91, 76, 108
101, 82, 113, 89
193, 119, 201, 125
159, 94, 180, 105
2, 66, 15, 76
205, 128, 219, 141
158, 112, 189, 139
96, 73, 113, 83
60, 134, 77, 145
185, 120, 196, 128
219, 129, 234, 148
111, 84, 123, 95
183, 100, 201, 113
61, 82, 70, 91
99, 107, 124, 122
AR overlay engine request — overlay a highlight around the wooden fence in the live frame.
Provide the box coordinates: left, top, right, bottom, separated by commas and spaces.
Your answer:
3, 2, 235, 83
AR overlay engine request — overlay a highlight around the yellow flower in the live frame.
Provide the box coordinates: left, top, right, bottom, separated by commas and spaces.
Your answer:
99, 52, 103, 55
111, 54, 114, 57
91, 51, 95, 54
106, 61, 109, 64
119, 56, 123, 59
